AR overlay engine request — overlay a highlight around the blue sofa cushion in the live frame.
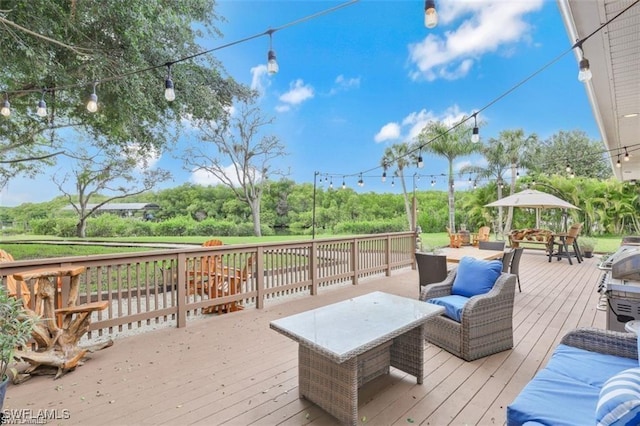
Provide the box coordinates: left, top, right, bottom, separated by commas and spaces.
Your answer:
451, 257, 502, 298
596, 367, 640, 426
426, 295, 469, 322
507, 368, 602, 426
507, 344, 638, 426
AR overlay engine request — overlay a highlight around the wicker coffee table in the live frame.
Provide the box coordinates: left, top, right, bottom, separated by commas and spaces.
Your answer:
270, 291, 444, 425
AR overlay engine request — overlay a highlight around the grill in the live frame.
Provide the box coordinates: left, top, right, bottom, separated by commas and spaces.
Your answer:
598, 245, 640, 332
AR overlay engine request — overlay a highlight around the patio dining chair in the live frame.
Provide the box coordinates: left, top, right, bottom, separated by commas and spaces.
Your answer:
415, 252, 448, 294
548, 223, 583, 265
478, 240, 506, 251
501, 249, 514, 273
510, 247, 524, 292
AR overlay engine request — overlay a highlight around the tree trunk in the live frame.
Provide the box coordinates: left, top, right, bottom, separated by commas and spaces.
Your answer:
448, 160, 455, 232
249, 198, 262, 237
398, 171, 412, 230
75, 219, 87, 238
503, 164, 518, 237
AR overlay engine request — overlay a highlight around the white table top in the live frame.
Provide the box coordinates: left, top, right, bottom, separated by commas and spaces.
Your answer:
270, 291, 444, 363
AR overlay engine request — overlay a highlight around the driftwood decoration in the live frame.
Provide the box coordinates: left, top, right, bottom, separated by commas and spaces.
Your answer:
11, 266, 112, 383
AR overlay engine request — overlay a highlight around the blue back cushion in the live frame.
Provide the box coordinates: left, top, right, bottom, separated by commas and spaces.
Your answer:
451, 257, 503, 298
596, 367, 640, 426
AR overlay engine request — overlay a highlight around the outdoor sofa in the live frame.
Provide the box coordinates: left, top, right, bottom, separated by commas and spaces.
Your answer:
507, 327, 640, 425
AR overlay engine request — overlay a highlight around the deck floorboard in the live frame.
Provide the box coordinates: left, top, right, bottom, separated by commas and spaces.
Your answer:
4, 250, 607, 425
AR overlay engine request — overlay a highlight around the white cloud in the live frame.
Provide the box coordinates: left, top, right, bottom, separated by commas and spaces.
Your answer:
278, 79, 314, 108
275, 104, 290, 113
408, 0, 543, 81
190, 165, 240, 187
374, 105, 475, 143
250, 64, 269, 94
329, 74, 361, 95
374, 123, 401, 143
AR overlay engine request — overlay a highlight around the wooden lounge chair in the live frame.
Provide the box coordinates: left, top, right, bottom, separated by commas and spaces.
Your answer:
548, 223, 583, 265
0, 248, 32, 307
471, 226, 490, 246
446, 227, 462, 248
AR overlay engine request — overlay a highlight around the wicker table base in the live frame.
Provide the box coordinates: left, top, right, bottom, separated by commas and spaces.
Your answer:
270, 292, 443, 425
299, 326, 423, 425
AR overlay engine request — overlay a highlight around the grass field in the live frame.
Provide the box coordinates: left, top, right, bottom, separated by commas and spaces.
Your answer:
0, 232, 624, 260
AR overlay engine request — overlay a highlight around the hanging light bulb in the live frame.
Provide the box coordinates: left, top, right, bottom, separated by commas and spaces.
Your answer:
86, 82, 98, 112
616, 154, 622, 168
329, 180, 333, 189
36, 90, 47, 117
417, 154, 424, 168
0, 95, 10, 117
342, 178, 346, 189
424, 0, 438, 29
164, 64, 176, 101
516, 171, 520, 179
430, 179, 435, 187
570, 171, 575, 179
391, 178, 395, 187
358, 174, 364, 187
381, 170, 387, 182
471, 114, 480, 143
267, 30, 279, 75
565, 163, 571, 173
624, 147, 630, 162
575, 43, 592, 83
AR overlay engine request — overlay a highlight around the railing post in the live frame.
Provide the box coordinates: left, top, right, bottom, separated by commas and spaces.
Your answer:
310, 241, 318, 295
352, 239, 359, 286
176, 252, 187, 328
386, 234, 392, 276
255, 247, 265, 309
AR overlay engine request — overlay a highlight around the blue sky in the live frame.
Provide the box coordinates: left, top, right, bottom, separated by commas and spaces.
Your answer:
1, 0, 600, 206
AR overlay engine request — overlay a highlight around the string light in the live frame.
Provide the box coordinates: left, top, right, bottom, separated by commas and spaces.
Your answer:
86, 82, 98, 113
616, 154, 622, 168
575, 42, 592, 83
381, 170, 386, 182
624, 146, 630, 162
164, 64, 176, 102
267, 29, 279, 75
342, 178, 346, 189
417, 152, 424, 168
471, 113, 480, 143
0, 94, 10, 117
357, 173, 364, 187
565, 163, 571, 173
36, 90, 47, 117
424, 0, 438, 29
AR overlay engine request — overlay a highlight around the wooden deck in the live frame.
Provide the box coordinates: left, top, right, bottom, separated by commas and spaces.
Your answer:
4, 250, 606, 425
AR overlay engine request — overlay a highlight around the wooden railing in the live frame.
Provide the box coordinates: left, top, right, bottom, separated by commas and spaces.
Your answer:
0, 232, 415, 341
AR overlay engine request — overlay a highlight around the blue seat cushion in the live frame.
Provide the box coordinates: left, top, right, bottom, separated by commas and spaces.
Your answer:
507, 344, 638, 426
451, 257, 503, 298
507, 368, 601, 426
426, 295, 469, 322
596, 367, 640, 426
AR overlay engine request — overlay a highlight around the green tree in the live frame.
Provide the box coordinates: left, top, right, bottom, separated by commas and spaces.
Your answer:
381, 143, 413, 230
0, 0, 244, 185
53, 146, 170, 237
183, 93, 287, 237
529, 130, 612, 179
418, 118, 482, 232
462, 129, 538, 236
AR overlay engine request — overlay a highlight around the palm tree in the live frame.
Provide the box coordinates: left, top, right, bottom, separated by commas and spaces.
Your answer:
461, 129, 537, 237
381, 143, 413, 230
418, 118, 481, 232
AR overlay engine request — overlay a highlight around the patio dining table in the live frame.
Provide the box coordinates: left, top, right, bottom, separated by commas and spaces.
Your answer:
439, 245, 506, 263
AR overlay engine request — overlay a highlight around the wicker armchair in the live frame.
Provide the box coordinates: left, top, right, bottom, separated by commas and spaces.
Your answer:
419, 267, 517, 361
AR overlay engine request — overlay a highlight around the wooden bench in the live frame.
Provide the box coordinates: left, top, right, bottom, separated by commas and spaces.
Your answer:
509, 229, 553, 251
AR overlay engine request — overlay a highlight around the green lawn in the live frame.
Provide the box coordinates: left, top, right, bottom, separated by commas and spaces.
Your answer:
0, 233, 626, 260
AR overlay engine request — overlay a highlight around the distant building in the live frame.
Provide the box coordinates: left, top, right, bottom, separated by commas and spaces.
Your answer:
62, 203, 160, 219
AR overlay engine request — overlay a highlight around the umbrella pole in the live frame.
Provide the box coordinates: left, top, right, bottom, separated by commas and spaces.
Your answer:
536, 208, 540, 228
